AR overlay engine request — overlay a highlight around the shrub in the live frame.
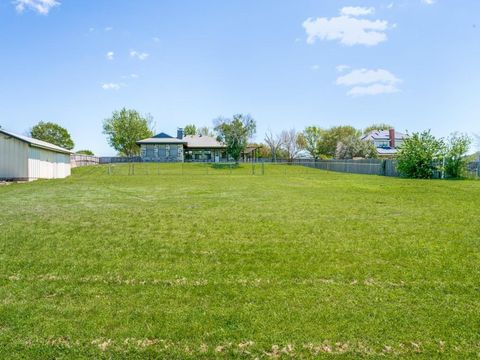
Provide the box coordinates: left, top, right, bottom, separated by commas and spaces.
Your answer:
444, 133, 471, 178
397, 131, 445, 179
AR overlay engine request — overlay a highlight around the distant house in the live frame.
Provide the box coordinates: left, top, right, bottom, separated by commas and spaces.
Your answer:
361, 128, 408, 157
137, 128, 258, 162
0, 129, 72, 181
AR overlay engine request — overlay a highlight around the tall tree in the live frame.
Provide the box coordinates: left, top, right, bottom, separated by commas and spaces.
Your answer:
103, 108, 154, 156
363, 123, 394, 134
298, 126, 324, 159
184, 124, 197, 136
317, 126, 360, 158
264, 130, 283, 162
280, 129, 302, 162
336, 136, 377, 159
197, 126, 214, 137
214, 114, 256, 163
30, 121, 74, 150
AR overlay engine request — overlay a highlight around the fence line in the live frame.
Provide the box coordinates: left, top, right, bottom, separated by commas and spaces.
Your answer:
80, 156, 480, 179
71, 154, 99, 168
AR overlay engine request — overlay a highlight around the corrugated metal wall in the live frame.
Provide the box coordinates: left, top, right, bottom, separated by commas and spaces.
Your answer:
0, 133, 29, 179
28, 147, 71, 180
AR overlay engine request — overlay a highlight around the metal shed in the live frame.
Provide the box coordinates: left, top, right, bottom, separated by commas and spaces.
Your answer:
0, 129, 72, 181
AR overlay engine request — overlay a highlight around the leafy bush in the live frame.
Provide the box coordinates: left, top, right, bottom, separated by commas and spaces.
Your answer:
397, 131, 444, 179
444, 133, 471, 178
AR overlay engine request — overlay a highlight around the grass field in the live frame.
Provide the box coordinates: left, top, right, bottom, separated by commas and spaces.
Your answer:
1, 163, 479, 359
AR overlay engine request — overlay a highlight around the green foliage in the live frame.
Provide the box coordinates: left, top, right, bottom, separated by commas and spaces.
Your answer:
184, 124, 197, 136
214, 114, 256, 162
1, 164, 480, 358
298, 126, 324, 159
336, 136, 378, 159
317, 126, 361, 158
363, 123, 394, 134
30, 121, 74, 150
397, 130, 445, 178
197, 126, 214, 137
444, 133, 471, 178
103, 108, 154, 156
76, 150, 94, 156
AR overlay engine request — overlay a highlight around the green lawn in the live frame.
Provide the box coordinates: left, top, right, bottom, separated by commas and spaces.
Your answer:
1, 164, 479, 359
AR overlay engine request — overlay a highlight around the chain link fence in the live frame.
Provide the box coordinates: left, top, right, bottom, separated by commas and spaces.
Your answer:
73, 159, 480, 179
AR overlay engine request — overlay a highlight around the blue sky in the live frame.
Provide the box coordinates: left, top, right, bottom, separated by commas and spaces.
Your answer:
0, 0, 479, 155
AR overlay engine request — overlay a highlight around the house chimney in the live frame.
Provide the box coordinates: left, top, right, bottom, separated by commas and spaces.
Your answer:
389, 128, 395, 148
177, 128, 184, 140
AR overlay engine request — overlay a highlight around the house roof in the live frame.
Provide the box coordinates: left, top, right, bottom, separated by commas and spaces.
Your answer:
136, 132, 186, 145
184, 135, 225, 149
361, 130, 408, 142
0, 129, 73, 154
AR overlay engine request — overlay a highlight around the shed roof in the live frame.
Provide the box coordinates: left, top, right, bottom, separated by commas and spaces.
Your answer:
0, 129, 73, 154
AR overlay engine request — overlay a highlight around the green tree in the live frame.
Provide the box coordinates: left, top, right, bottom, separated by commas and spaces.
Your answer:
317, 126, 360, 158
397, 130, 445, 179
336, 136, 378, 159
444, 133, 471, 178
184, 124, 197, 136
197, 126, 214, 137
103, 108, 154, 156
214, 114, 256, 163
30, 121, 74, 150
298, 126, 324, 159
363, 123, 394, 134
76, 150, 95, 155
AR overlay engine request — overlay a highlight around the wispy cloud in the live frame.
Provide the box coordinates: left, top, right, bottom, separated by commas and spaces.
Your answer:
122, 74, 139, 79
311, 65, 320, 71
106, 51, 114, 61
152, 37, 160, 43
101, 83, 123, 90
336, 68, 401, 97
422, 0, 435, 5
129, 50, 149, 60
105, 26, 113, 32
340, 6, 375, 17
336, 64, 350, 73
302, 7, 390, 46
14, 0, 60, 14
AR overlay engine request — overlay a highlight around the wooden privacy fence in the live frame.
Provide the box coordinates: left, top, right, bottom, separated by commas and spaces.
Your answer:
292, 159, 399, 177
71, 154, 99, 168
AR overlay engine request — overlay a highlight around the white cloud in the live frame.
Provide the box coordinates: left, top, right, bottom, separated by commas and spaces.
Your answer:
122, 74, 139, 79
105, 26, 113, 32
14, 0, 60, 14
336, 68, 401, 97
302, 7, 390, 46
387, 3, 394, 9
129, 50, 149, 60
101, 83, 122, 90
340, 6, 374, 17
347, 84, 400, 96
106, 51, 114, 60
336, 68, 401, 86
336, 64, 350, 73
422, 0, 435, 4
